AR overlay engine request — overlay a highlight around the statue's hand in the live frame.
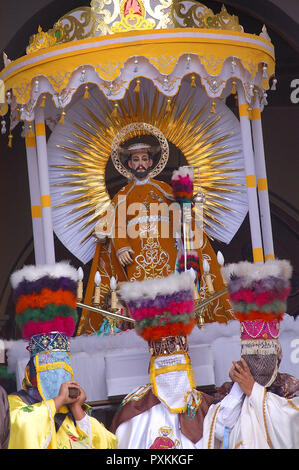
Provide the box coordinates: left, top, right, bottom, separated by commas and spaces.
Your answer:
118, 249, 134, 266
93, 231, 107, 242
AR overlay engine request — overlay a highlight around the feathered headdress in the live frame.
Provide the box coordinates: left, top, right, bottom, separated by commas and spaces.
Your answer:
11, 261, 78, 341
221, 259, 292, 342
119, 271, 196, 344
171, 166, 194, 207
221, 259, 292, 322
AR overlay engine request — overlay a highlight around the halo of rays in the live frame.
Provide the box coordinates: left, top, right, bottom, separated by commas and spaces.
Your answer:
48, 77, 246, 260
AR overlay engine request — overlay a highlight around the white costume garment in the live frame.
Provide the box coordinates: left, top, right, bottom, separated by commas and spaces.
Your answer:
111, 351, 215, 449
116, 401, 203, 449
203, 381, 299, 449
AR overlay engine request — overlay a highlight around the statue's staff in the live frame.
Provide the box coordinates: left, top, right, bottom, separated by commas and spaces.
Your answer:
76, 301, 135, 324
77, 287, 228, 325
171, 166, 195, 272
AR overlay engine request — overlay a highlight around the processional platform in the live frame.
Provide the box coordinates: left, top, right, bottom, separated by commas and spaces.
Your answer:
0, 0, 282, 403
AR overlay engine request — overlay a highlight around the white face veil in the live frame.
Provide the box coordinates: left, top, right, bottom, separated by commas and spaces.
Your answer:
149, 352, 196, 413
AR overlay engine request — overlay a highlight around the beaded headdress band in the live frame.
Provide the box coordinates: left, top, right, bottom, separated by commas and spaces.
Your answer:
28, 332, 71, 357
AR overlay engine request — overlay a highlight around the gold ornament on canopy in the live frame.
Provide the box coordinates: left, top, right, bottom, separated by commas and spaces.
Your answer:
26, 0, 245, 53
111, 0, 156, 33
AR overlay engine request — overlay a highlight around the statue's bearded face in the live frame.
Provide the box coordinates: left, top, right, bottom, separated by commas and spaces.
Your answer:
128, 149, 153, 179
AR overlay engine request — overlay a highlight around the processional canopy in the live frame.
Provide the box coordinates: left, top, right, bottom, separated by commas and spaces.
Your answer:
0, 1, 276, 265
0, 0, 275, 114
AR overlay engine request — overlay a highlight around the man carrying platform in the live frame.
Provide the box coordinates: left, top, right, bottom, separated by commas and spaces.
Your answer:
8, 261, 117, 449
203, 259, 299, 449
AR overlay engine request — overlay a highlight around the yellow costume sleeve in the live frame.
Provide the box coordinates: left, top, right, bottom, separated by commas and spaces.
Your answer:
9, 395, 118, 449
8, 395, 56, 449
55, 414, 118, 449
86, 417, 118, 449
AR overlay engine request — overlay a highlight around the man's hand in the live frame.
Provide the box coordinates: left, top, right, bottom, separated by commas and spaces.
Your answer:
54, 381, 87, 421
118, 249, 134, 266
54, 381, 83, 410
68, 382, 87, 421
230, 358, 255, 396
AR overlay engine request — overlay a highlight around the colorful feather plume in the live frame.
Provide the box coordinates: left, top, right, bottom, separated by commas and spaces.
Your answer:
221, 259, 292, 322
10, 261, 78, 339
119, 271, 195, 342
171, 166, 194, 206
175, 250, 200, 277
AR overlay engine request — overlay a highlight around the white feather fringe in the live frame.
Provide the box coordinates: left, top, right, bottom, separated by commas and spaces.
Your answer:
171, 166, 194, 182
221, 259, 293, 284
10, 260, 78, 289
119, 270, 194, 303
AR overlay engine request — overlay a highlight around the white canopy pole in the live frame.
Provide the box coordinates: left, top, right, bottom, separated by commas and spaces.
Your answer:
251, 100, 275, 261
24, 123, 45, 264
237, 86, 264, 264
34, 106, 55, 264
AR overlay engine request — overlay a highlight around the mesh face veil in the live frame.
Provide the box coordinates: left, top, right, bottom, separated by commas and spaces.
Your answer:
241, 339, 282, 387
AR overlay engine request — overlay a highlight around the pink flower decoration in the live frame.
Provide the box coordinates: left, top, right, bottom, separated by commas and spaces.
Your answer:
22, 316, 76, 339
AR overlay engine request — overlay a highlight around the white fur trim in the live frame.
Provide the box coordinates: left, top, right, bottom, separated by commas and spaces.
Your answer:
220, 259, 293, 284
119, 271, 194, 303
10, 260, 78, 289
171, 166, 194, 182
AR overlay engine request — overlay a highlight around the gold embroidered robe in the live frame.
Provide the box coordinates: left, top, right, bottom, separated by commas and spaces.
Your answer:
77, 178, 234, 334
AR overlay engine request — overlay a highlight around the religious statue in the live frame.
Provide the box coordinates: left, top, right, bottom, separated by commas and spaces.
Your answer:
76, 125, 234, 335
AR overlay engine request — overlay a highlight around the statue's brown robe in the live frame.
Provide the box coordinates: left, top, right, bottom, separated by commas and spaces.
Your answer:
77, 178, 234, 334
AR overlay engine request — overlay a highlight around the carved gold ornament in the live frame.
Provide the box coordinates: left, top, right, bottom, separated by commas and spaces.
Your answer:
111, 0, 155, 33
170, 1, 243, 31
26, 26, 58, 54
26, 0, 245, 53
26, 7, 97, 54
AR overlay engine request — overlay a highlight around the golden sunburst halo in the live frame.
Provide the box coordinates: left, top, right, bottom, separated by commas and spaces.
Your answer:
51, 80, 243, 246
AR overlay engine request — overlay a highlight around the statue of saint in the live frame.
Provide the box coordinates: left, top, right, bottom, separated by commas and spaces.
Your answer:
76, 130, 234, 335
